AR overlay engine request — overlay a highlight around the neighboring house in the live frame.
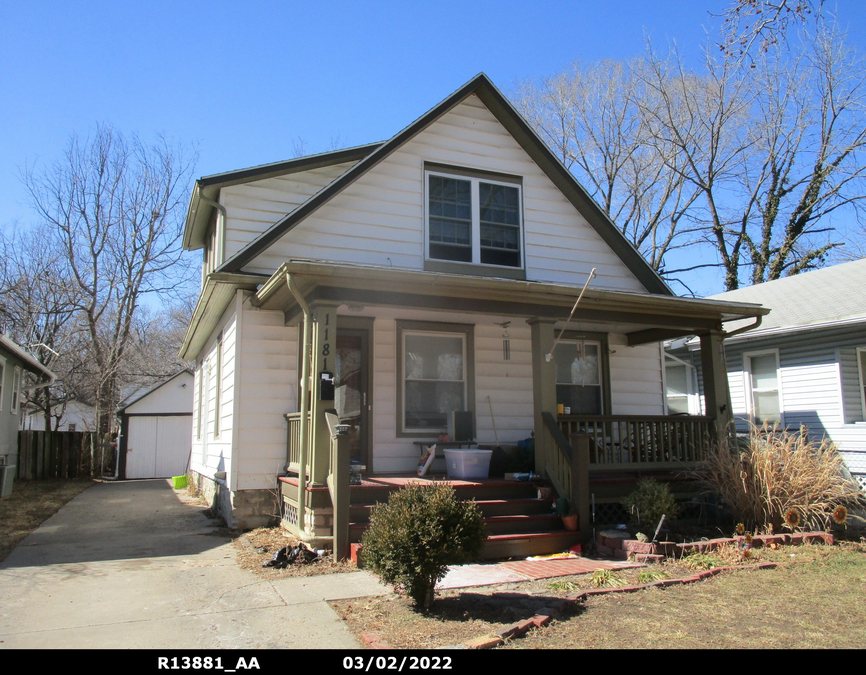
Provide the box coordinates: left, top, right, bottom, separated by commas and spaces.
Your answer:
179, 73, 766, 542
0, 334, 55, 496
20, 398, 97, 432
666, 258, 866, 490
116, 370, 194, 480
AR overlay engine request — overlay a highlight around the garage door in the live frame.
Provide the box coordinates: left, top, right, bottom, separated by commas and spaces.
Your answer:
126, 415, 193, 479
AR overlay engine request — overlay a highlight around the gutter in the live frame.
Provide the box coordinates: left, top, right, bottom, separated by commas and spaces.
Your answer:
284, 272, 312, 537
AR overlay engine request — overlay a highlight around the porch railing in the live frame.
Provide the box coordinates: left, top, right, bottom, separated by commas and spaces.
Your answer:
558, 414, 713, 469
285, 412, 312, 473
540, 412, 590, 532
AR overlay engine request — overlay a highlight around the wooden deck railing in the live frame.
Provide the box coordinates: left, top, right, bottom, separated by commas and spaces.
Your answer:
285, 412, 312, 473
541, 412, 590, 532
558, 414, 713, 469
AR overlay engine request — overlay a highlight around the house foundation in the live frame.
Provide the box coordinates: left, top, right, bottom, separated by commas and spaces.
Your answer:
190, 471, 277, 529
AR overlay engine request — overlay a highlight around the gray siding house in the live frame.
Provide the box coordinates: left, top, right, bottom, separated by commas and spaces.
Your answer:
0, 335, 56, 496
667, 258, 866, 490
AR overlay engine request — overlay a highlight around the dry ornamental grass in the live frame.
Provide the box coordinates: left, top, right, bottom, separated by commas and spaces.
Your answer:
696, 424, 863, 531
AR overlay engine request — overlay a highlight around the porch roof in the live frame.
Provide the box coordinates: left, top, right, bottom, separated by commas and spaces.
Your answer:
252, 259, 769, 344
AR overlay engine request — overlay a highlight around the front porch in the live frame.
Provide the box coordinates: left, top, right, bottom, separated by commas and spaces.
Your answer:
251, 260, 766, 559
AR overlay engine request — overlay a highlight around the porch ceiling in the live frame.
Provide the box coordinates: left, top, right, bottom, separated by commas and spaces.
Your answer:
252, 260, 769, 341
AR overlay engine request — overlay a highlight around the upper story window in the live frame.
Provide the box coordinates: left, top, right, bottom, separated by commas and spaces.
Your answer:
425, 166, 524, 275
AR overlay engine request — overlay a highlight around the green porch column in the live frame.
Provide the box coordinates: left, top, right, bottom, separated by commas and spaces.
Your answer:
309, 302, 340, 487
699, 329, 734, 441
528, 318, 557, 476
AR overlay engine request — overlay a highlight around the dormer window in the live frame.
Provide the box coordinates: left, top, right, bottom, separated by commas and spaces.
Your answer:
425, 165, 524, 276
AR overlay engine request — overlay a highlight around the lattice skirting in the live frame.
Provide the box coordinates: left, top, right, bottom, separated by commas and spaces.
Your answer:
282, 498, 298, 528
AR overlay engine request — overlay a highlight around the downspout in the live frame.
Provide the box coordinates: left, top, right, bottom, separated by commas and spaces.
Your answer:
285, 272, 312, 536
724, 315, 762, 340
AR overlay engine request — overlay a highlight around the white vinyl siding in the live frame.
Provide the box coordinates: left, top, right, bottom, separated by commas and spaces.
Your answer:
230, 96, 647, 294
220, 161, 359, 263
234, 296, 298, 491
190, 303, 237, 480
607, 337, 666, 415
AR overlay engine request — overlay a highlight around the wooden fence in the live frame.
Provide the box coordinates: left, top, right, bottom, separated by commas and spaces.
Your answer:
17, 431, 113, 479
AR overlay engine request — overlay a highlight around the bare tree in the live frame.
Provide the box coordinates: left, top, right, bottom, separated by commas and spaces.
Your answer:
638, 17, 864, 290
24, 125, 198, 433
0, 224, 83, 430
512, 60, 702, 282
718, 0, 823, 57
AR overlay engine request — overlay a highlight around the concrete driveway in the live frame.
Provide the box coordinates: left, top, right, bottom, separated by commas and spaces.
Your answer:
0, 480, 386, 649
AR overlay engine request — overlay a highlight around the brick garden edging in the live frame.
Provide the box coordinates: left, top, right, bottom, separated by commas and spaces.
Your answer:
597, 529, 834, 561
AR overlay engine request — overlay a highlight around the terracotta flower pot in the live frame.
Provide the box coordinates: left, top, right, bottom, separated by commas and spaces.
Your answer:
562, 514, 578, 531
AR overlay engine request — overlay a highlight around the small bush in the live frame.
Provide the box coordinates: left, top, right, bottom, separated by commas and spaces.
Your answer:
361, 482, 486, 609
620, 478, 678, 528
696, 424, 862, 531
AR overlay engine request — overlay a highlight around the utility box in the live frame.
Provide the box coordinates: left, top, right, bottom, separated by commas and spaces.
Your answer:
0, 462, 16, 498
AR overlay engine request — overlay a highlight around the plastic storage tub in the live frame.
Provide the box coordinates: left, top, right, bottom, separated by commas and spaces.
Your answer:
444, 449, 492, 479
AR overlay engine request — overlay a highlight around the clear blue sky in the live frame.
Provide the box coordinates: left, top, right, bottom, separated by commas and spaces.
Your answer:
2, 1, 864, 294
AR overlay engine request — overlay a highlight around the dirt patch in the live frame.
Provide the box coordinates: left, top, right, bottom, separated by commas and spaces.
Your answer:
0, 478, 95, 562
231, 526, 357, 578
331, 540, 866, 649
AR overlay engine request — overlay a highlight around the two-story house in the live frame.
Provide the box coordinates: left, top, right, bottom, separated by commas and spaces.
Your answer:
179, 74, 766, 555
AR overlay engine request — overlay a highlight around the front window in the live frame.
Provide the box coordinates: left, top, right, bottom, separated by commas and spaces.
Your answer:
555, 341, 603, 415
403, 332, 465, 431
397, 321, 474, 435
747, 352, 781, 424
427, 169, 523, 269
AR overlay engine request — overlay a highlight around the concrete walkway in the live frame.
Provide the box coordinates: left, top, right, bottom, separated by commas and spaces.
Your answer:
0, 480, 386, 649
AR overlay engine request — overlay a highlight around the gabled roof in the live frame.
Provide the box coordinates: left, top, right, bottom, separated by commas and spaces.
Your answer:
183, 143, 382, 250
205, 73, 672, 296
0, 334, 56, 383
710, 258, 866, 336
117, 369, 194, 414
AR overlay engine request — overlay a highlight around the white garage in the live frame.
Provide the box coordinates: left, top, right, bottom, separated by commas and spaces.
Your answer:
118, 370, 194, 480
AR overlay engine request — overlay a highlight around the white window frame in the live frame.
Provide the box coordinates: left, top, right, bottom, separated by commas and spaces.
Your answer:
424, 167, 525, 271
744, 349, 783, 425
0, 355, 5, 412
397, 321, 474, 436
664, 352, 700, 415
10, 366, 21, 415
857, 347, 866, 420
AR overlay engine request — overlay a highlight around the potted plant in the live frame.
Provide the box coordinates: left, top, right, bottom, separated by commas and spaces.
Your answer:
555, 497, 579, 531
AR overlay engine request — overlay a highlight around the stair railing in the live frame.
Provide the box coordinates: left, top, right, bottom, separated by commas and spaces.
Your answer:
325, 412, 350, 561
541, 411, 590, 534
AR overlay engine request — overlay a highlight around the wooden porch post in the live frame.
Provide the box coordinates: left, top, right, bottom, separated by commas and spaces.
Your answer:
528, 318, 557, 477
309, 302, 340, 488
699, 329, 734, 442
